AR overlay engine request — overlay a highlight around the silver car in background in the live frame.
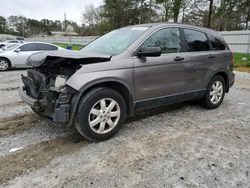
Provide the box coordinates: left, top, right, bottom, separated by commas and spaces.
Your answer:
0, 42, 65, 71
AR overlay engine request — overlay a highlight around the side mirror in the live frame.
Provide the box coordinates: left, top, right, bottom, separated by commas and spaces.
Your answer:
15, 48, 21, 52
137, 47, 162, 58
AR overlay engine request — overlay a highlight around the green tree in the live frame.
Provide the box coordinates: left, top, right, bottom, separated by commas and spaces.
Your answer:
172, 0, 182, 22
0, 16, 8, 33
156, 0, 173, 21
102, 0, 140, 28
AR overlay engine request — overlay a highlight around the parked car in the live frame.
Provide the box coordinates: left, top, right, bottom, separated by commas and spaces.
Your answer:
0, 42, 65, 70
0, 39, 24, 48
19, 23, 235, 141
15, 37, 25, 41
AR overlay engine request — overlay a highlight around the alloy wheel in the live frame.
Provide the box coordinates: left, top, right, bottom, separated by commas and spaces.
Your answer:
209, 80, 223, 104
88, 98, 121, 134
0, 59, 8, 71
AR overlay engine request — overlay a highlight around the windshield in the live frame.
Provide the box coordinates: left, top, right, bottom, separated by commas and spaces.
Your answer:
5, 44, 21, 51
81, 26, 149, 55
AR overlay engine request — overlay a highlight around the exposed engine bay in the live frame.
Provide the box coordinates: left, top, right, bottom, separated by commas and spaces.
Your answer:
19, 51, 111, 124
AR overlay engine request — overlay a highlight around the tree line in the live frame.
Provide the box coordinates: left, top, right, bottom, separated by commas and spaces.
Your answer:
0, 15, 81, 37
82, 0, 250, 35
0, 0, 249, 37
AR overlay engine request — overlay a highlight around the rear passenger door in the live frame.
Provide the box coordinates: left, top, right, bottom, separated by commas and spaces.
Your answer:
182, 28, 214, 92
207, 34, 227, 67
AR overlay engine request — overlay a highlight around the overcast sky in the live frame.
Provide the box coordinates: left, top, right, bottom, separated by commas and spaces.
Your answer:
1, 0, 103, 25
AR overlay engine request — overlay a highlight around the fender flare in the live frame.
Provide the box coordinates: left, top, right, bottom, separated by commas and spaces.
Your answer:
207, 70, 229, 92
68, 78, 135, 126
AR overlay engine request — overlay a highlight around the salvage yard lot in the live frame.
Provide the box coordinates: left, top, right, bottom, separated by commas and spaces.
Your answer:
0, 70, 250, 187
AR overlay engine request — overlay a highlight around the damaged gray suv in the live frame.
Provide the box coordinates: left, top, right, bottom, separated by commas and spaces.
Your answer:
19, 23, 235, 141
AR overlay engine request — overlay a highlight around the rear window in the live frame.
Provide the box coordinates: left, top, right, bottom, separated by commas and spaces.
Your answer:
184, 29, 209, 52
36, 44, 58, 51
208, 35, 226, 50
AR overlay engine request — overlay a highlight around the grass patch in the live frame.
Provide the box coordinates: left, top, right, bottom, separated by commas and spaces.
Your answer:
53, 43, 84, 51
233, 53, 250, 73
233, 53, 250, 67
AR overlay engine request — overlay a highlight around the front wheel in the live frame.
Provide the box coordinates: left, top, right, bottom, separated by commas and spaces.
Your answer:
0, 58, 11, 71
75, 87, 126, 141
201, 75, 226, 109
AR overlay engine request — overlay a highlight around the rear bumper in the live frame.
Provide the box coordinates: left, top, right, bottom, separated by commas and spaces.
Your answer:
229, 72, 235, 89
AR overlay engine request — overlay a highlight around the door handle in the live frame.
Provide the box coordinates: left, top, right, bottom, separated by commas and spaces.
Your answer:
208, 54, 215, 59
174, 56, 185, 61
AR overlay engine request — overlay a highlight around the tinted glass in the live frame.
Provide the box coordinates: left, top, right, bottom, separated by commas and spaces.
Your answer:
8, 40, 19, 43
140, 28, 182, 54
208, 35, 226, 50
19, 44, 38, 51
5, 44, 21, 51
184, 29, 209, 51
37, 44, 58, 51
81, 26, 149, 55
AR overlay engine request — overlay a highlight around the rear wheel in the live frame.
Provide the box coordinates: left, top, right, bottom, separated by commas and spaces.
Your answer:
0, 58, 11, 71
75, 87, 126, 141
201, 75, 225, 109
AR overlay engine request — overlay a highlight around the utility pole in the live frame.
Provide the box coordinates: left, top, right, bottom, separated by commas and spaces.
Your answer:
149, 0, 152, 22
207, 0, 213, 28
22, 21, 24, 38
139, 0, 143, 24
64, 13, 67, 35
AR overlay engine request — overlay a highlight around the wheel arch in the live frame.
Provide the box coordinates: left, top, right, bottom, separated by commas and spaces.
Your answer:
209, 71, 229, 92
69, 79, 135, 126
0, 57, 11, 67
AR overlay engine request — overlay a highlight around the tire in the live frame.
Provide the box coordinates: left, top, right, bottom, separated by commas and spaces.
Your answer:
75, 87, 127, 141
0, 58, 11, 71
31, 107, 45, 118
201, 75, 226, 109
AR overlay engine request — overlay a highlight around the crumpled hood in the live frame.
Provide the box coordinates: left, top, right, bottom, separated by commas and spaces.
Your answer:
27, 50, 111, 68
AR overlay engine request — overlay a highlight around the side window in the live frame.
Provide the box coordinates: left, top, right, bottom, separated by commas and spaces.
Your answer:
208, 35, 226, 50
140, 28, 182, 54
37, 44, 58, 51
184, 29, 209, 52
19, 44, 38, 51
8, 40, 19, 43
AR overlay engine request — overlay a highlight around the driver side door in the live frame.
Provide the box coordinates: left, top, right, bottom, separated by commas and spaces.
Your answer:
12, 43, 38, 66
133, 27, 189, 109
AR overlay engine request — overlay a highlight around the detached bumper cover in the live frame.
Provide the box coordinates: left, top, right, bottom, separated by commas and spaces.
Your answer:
19, 86, 47, 110
19, 86, 70, 124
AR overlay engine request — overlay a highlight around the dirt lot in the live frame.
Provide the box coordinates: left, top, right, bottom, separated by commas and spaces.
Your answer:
0, 70, 250, 188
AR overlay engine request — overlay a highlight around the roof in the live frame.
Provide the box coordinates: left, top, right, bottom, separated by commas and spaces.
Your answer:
127, 22, 221, 37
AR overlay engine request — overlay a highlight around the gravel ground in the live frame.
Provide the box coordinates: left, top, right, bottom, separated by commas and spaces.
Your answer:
0, 70, 250, 187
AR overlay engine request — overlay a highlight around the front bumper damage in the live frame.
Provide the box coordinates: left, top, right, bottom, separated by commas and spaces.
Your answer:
19, 86, 73, 123
19, 86, 47, 110
19, 69, 76, 124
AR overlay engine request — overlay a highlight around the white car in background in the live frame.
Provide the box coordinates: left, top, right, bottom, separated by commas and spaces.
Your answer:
0, 40, 24, 49
0, 42, 65, 71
